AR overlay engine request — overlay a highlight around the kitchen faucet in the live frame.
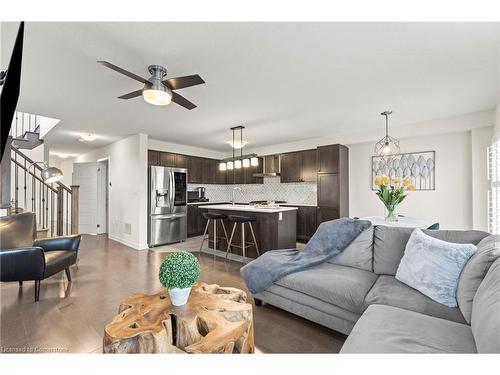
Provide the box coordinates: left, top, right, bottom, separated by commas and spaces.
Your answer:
231, 187, 242, 206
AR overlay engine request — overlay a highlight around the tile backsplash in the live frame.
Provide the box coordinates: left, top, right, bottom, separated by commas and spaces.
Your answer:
188, 176, 317, 205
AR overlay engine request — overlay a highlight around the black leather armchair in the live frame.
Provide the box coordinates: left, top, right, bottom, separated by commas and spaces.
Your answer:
0, 212, 81, 301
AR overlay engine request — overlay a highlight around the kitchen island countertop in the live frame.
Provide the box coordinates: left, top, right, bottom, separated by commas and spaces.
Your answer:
200, 204, 298, 214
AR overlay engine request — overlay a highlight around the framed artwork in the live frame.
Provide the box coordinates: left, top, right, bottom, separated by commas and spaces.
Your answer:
371, 151, 436, 191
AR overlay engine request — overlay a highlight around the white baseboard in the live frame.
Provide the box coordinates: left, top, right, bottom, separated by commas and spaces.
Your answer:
108, 234, 147, 250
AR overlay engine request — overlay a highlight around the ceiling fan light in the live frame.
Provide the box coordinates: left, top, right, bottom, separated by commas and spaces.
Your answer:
242, 158, 250, 168
234, 159, 242, 169
219, 162, 227, 171
250, 157, 259, 167
226, 161, 234, 170
143, 86, 172, 106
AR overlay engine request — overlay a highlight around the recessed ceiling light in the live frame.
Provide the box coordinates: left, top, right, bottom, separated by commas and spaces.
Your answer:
79, 133, 98, 142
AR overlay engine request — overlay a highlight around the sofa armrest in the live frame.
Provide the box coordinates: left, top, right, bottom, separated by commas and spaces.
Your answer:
0, 247, 46, 281
33, 235, 81, 252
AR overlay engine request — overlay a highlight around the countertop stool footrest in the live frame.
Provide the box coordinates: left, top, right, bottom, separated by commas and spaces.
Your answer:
226, 215, 260, 259
199, 213, 229, 258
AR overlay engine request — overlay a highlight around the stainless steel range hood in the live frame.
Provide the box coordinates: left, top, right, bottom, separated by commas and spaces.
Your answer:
253, 155, 280, 177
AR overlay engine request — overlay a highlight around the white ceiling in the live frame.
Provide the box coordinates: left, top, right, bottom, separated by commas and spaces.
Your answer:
1, 22, 498, 155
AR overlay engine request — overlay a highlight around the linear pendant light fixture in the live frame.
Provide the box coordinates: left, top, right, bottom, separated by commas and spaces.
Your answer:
374, 110, 400, 160
219, 126, 259, 171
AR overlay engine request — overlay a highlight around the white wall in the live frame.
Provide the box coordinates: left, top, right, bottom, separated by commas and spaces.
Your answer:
148, 138, 226, 159
349, 129, 491, 231
74, 134, 148, 250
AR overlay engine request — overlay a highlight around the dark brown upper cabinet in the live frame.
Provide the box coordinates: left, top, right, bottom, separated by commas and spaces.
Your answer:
160, 152, 177, 167
300, 149, 317, 182
280, 149, 316, 183
317, 144, 341, 173
187, 156, 204, 183
202, 158, 216, 184
176, 154, 188, 169
280, 152, 302, 183
148, 150, 160, 166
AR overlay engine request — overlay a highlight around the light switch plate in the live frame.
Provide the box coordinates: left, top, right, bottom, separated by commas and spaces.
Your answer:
279, 212, 282, 220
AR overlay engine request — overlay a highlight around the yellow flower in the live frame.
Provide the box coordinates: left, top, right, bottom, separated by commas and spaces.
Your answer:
391, 176, 401, 186
407, 185, 416, 191
402, 177, 411, 187
374, 175, 383, 186
381, 175, 389, 186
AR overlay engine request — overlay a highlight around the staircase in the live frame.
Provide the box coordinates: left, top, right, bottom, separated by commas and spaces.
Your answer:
9, 112, 44, 150
7, 141, 79, 238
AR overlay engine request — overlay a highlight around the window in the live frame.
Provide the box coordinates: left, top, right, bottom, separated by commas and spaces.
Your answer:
488, 140, 500, 234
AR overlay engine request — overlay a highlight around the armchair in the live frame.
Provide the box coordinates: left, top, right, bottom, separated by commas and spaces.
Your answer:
0, 212, 81, 301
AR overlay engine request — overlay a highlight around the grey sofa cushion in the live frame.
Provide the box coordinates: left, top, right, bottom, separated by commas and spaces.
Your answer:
275, 262, 378, 314
328, 226, 374, 271
471, 257, 500, 353
340, 304, 477, 353
364, 275, 466, 324
373, 226, 489, 275
457, 235, 500, 324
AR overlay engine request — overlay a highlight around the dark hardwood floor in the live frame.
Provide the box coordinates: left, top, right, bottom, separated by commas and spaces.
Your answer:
0, 235, 346, 353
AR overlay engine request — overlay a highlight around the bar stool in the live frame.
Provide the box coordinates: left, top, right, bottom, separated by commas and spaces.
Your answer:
199, 212, 229, 257
225, 215, 260, 259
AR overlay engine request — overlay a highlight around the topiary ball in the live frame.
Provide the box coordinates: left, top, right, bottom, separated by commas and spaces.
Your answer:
159, 251, 200, 290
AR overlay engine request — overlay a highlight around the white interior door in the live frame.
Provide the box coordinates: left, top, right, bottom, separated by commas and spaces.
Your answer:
97, 161, 108, 234
73, 162, 98, 234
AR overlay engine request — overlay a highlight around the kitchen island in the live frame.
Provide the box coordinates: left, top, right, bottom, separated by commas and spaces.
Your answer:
200, 204, 298, 259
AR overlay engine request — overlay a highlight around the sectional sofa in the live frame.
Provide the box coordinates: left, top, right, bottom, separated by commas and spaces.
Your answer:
252, 225, 500, 353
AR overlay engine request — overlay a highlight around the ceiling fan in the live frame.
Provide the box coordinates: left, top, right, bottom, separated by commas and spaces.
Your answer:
97, 61, 205, 110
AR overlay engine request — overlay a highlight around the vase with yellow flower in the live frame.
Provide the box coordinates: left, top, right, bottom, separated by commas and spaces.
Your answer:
373, 175, 415, 222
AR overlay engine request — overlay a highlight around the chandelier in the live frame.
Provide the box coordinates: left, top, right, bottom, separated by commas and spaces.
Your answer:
219, 126, 258, 171
374, 110, 400, 159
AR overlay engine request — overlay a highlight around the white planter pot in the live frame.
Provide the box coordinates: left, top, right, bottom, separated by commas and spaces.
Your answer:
168, 286, 192, 306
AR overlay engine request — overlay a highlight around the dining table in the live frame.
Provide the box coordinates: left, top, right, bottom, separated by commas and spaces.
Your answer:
360, 216, 436, 229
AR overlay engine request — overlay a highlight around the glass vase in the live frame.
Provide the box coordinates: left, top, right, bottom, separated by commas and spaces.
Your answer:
385, 206, 398, 222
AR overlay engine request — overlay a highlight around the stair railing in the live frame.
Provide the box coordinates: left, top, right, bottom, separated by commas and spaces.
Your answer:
10, 146, 79, 237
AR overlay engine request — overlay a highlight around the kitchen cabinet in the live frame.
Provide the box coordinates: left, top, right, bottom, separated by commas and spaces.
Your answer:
316, 144, 349, 225
300, 149, 317, 182
148, 150, 160, 166
280, 149, 316, 183
202, 158, 216, 184
316, 207, 340, 225
159, 152, 177, 167
187, 156, 204, 184
187, 204, 208, 237
176, 154, 188, 169
280, 152, 302, 183
318, 145, 341, 173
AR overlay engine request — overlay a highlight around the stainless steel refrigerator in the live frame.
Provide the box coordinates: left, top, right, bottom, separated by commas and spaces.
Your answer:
148, 166, 188, 247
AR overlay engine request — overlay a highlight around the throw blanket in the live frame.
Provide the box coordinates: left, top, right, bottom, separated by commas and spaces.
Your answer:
240, 217, 371, 294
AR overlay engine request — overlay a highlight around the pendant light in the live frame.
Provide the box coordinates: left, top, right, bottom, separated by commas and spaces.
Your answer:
374, 110, 400, 159
220, 126, 259, 171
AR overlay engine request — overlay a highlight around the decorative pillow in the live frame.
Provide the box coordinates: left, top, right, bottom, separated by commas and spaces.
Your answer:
395, 228, 477, 307
457, 235, 500, 323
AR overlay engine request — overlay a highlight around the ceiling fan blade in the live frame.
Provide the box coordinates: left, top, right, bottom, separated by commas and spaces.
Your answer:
164, 74, 205, 90
97, 61, 148, 84
171, 92, 197, 110
118, 89, 143, 100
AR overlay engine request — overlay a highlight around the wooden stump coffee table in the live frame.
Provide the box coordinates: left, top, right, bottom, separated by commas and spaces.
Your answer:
103, 283, 254, 354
